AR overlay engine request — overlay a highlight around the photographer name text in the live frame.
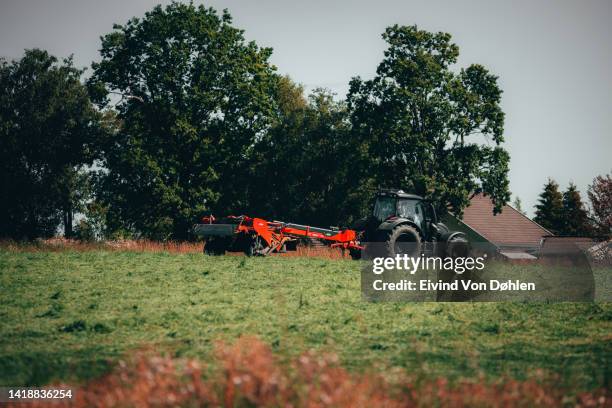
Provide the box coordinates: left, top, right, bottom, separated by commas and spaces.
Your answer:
372, 279, 536, 292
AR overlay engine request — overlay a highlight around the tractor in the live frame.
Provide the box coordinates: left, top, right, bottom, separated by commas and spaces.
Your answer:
192, 189, 469, 259
349, 189, 469, 260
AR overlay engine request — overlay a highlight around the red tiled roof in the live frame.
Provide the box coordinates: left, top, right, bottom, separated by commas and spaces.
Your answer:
461, 194, 552, 247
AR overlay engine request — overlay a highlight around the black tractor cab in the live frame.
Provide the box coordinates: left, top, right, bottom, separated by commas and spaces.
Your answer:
352, 189, 468, 258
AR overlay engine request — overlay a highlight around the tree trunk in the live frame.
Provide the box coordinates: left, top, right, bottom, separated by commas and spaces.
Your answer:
64, 203, 73, 238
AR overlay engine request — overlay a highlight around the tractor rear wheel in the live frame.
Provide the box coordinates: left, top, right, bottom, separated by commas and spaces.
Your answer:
383, 225, 422, 257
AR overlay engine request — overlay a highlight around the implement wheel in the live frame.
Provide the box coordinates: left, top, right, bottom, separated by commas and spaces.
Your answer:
446, 235, 469, 258
204, 238, 227, 256
245, 236, 266, 257
349, 248, 362, 260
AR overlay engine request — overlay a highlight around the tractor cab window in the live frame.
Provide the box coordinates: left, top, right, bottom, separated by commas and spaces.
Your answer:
414, 202, 424, 227
398, 199, 427, 232
397, 199, 416, 218
373, 196, 396, 221
397, 199, 418, 221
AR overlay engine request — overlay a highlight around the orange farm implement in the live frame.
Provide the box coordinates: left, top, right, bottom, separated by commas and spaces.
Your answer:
193, 215, 362, 256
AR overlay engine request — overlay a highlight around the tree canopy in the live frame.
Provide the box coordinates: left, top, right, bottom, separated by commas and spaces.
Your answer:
88, 2, 278, 239
2, 8, 517, 240
346, 25, 510, 217
0, 49, 103, 239
588, 173, 612, 236
246, 77, 364, 227
88, 20, 513, 237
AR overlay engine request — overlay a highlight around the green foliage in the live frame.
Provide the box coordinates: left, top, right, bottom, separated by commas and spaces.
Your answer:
74, 199, 114, 241
0, 49, 104, 239
562, 183, 592, 237
88, 17, 512, 237
241, 76, 309, 220
0, 249, 610, 390
73, 219, 96, 242
588, 173, 612, 236
248, 78, 368, 226
534, 179, 565, 234
346, 25, 510, 217
88, 3, 278, 239
2, 12, 514, 239
512, 196, 526, 215
535, 180, 594, 236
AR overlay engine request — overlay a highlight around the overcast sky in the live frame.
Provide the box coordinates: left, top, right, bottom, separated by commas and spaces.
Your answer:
1, 0, 610, 216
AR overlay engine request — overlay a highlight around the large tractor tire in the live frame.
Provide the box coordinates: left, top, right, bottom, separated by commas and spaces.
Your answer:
383, 225, 422, 257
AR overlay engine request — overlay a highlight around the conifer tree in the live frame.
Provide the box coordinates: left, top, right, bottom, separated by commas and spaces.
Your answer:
512, 196, 526, 215
534, 179, 564, 234
562, 183, 592, 236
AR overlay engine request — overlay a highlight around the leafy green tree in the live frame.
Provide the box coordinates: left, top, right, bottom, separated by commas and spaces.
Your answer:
88, 3, 278, 239
0, 49, 103, 239
294, 89, 369, 226
587, 173, 612, 236
534, 179, 564, 235
347, 25, 510, 217
248, 77, 367, 227
246, 76, 309, 220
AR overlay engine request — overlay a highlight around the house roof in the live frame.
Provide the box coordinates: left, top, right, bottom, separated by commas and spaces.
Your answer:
461, 194, 552, 248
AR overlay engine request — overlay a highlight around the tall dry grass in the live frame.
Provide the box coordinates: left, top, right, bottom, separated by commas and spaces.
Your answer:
0, 238, 349, 259
9, 337, 608, 408
0, 238, 202, 254
283, 245, 349, 259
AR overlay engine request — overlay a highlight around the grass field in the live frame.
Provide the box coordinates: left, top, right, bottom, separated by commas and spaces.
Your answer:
0, 248, 610, 394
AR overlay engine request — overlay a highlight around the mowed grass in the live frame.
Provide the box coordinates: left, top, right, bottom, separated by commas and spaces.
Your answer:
0, 249, 610, 391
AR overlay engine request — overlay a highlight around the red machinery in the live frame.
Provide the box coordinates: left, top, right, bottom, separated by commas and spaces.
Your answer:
193, 215, 361, 256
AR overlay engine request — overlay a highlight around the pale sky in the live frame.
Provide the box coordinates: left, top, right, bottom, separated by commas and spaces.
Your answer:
1, 0, 610, 216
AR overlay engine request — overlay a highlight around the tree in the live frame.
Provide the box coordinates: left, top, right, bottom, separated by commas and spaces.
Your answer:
0, 49, 103, 239
247, 76, 365, 227
588, 173, 612, 236
512, 196, 526, 215
534, 179, 564, 235
88, 3, 278, 239
346, 25, 510, 217
292, 89, 368, 226
562, 183, 591, 236
245, 76, 309, 220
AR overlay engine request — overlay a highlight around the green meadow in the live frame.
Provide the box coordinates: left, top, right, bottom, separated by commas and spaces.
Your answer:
0, 249, 610, 391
